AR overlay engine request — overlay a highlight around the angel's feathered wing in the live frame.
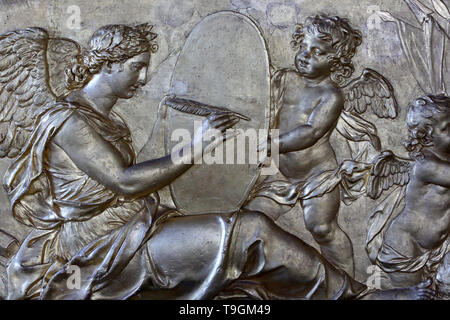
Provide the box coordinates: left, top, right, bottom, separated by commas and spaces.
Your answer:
0, 28, 79, 158
0, 28, 80, 262
337, 68, 398, 154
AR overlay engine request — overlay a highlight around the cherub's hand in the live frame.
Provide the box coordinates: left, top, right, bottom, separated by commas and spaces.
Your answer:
340, 160, 371, 175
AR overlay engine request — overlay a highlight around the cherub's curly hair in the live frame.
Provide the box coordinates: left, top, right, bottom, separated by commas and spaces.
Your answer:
404, 94, 450, 160
65, 23, 158, 91
291, 14, 362, 85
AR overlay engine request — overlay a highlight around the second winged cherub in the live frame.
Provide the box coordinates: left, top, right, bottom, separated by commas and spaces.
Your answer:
365, 94, 449, 296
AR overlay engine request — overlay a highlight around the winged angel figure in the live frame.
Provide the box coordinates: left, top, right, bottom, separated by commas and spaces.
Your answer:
0, 22, 436, 301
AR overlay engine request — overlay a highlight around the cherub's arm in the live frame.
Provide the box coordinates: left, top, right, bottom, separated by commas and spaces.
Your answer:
54, 112, 238, 198
275, 92, 343, 153
416, 156, 450, 188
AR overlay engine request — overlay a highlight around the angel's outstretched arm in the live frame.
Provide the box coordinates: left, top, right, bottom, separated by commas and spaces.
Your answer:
275, 91, 343, 153
53, 112, 239, 198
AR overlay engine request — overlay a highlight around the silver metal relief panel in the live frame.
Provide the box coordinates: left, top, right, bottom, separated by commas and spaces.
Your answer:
0, 0, 447, 300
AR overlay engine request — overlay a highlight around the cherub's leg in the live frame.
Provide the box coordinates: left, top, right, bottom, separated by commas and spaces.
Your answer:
301, 187, 355, 277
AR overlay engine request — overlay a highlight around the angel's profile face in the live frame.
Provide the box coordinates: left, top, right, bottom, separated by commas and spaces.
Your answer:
106, 52, 150, 99
295, 31, 336, 79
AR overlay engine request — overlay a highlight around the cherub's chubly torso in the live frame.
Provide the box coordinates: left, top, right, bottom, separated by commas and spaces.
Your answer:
277, 71, 341, 180
386, 158, 450, 254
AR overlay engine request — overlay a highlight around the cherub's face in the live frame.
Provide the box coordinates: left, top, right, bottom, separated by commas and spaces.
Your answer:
295, 31, 336, 79
432, 113, 450, 155
106, 52, 150, 99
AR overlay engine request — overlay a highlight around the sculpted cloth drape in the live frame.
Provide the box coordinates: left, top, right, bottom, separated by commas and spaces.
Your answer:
4, 102, 172, 299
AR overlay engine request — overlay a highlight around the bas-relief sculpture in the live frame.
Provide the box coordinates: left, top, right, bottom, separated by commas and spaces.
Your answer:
0, 0, 447, 300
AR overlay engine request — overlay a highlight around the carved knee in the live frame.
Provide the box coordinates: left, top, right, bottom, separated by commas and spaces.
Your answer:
308, 223, 335, 243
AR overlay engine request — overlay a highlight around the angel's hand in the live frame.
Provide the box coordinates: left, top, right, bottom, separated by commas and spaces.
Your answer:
192, 113, 240, 157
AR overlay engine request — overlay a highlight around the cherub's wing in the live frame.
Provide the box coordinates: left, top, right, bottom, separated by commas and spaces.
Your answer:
0, 28, 78, 158
366, 150, 412, 199
343, 68, 398, 119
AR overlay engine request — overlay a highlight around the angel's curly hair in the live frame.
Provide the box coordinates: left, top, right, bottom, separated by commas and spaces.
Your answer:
291, 14, 362, 85
65, 23, 158, 91
404, 94, 450, 160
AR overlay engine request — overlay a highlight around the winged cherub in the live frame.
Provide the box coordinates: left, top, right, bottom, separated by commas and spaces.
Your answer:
364, 94, 449, 296
246, 14, 398, 277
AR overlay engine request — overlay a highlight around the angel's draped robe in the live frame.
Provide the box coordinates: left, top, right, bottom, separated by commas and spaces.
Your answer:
4, 102, 369, 300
